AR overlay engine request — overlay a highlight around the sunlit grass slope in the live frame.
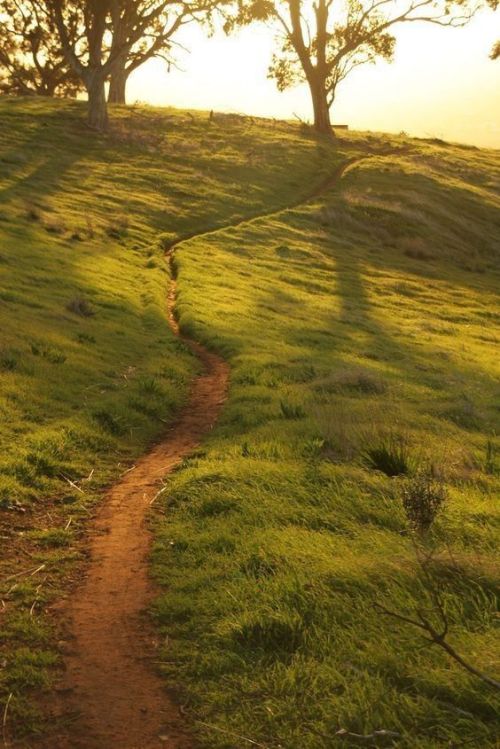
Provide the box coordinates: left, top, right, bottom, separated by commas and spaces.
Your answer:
0, 97, 342, 732
154, 142, 500, 747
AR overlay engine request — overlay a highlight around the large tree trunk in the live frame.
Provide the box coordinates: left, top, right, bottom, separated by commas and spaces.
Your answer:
309, 77, 334, 139
86, 74, 108, 131
108, 64, 129, 105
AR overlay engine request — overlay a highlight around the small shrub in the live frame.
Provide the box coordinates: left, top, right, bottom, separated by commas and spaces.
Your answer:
67, 296, 95, 317
402, 470, 447, 533
363, 432, 412, 476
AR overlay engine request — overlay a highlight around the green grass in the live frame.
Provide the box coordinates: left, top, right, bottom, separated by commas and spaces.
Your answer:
1, 98, 499, 746
152, 142, 500, 747
0, 97, 342, 734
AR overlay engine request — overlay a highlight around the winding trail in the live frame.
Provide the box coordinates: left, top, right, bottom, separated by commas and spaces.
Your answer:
35, 157, 362, 749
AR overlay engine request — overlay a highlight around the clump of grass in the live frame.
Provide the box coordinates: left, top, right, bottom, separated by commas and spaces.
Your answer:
0, 350, 18, 371
30, 528, 72, 548
401, 470, 447, 533
318, 368, 386, 395
66, 296, 95, 317
362, 432, 413, 476
76, 332, 96, 344
30, 341, 66, 364
231, 612, 304, 656
92, 409, 125, 436
106, 214, 129, 239
280, 400, 306, 419
137, 376, 163, 396
484, 438, 497, 475
444, 396, 480, 430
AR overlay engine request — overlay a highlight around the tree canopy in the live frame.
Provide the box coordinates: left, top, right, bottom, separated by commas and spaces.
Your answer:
227, 0, 476, 136
0, 0, 83, 96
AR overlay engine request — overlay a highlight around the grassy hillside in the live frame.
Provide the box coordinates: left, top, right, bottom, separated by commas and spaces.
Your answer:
153, 143, 500, 747
0, 99, 499, 746
0, 98, 342, 734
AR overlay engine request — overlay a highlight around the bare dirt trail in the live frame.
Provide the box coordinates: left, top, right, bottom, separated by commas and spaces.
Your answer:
35, 264, 228, 749
30, 155, 373, 749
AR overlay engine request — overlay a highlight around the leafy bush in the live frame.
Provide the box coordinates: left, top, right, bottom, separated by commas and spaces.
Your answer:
401, 470, 447, 533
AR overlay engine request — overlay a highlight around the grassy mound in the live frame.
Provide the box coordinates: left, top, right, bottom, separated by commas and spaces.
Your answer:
0, 98, 340, 733
153, 141, 500, 747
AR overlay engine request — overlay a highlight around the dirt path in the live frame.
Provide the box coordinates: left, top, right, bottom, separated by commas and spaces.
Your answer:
35, 261, 228, 749
31, 156, 368, 749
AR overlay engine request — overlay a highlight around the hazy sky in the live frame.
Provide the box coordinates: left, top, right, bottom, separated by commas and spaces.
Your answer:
129, 10, 500, 149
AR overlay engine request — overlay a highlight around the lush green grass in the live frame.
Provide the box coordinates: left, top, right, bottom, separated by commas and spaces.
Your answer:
152, 142, 500, 747
0, 97, 342, 734
1, 99, 499, 745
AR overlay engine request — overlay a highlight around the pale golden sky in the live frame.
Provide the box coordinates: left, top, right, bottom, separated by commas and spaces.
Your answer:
130, 11, 500, 149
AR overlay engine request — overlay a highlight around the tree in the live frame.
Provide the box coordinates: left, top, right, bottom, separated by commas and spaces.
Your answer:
228, 0, 475, 138
107, 3, 188, 105
107, 0, 220, 105
487, 0, 498, 58
0, 0, 82, 96
48, 0, 183, 130
47, 0, 114, 130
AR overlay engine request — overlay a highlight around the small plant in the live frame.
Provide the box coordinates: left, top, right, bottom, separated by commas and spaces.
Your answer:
137, 376, 163, 396
280, 399, 305, 419
93, 409, 125, 436
484, 438, 497, 475
0, 350, 18, 371
363, 432, 412, 476
67, 296, 95, 317
401, 470, 447, 533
